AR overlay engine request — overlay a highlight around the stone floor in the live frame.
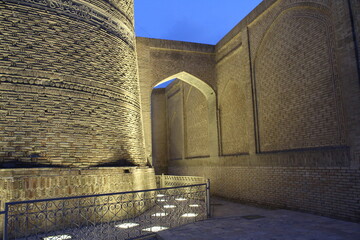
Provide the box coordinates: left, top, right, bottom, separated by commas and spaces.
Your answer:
156, 197, 360, 240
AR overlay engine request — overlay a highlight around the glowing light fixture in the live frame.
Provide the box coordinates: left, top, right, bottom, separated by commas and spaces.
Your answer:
163, 205, 176, 208
175, 198, 187, 201
157, 194, 165, 197
115, 223, 139, 229
151, 212, 168, 217
189, 204, 200, 207
157, 199, 166, 202
181, 213, 198, 217
43, 235, 72, 240
142, 226, 168, 232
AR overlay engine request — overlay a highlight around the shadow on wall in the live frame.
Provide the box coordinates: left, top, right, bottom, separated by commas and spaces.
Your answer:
93, 159, 137, 167
0, 148, 140, 168
0, 159, 139, 168
92, 147, 152, 167
0, 135, 151, 168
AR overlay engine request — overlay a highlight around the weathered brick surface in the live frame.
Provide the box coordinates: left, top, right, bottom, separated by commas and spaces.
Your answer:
165, 81, 184, 161
332, 0, 360, 166
255, 7, 344, 151
0, 1, 155, 234
160, 81, 210, 161
348, 0, 360, 74
183, 83, 209, 158
0, 0, 358, 224
136, 38, 216, 158
217, 45, 250, 155
170, 165, 360, 221
0, 167, 156, 237
151, 88, 168, 174
0, 0, 146, 167
0, 167, 155, 204
144, 0, 360, 221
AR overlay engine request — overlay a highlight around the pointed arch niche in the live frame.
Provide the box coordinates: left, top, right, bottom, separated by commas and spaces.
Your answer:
150, 72, 218, 174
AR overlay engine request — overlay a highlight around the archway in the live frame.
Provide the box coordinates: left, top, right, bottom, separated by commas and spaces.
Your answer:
151, 72, 219, 174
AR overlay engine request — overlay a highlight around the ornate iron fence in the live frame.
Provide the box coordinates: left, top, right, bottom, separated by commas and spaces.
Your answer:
2, 183, 209, 240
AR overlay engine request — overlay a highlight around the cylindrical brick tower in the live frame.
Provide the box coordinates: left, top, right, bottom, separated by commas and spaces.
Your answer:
0, 0, 146, 167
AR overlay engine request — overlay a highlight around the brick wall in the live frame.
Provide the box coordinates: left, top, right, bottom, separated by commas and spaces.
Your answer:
0, 167, 156, 204
155, 81, 211, 161
253, 5, 344, 152
217, 44, 250, 155
0, 0, 146, 167
333, 0, 360, 165
165, 81, 184, 161
169, 164, 360, 221
0, 1, 156, 235
0, 167, 156, 238
151, 88, 168, 174
183, 84, 209, 158
136, 38, 216, 159
141, 0, 360, 221
349, 0, 360, 73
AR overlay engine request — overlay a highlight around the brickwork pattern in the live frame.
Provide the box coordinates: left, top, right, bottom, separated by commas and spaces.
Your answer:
351, 0, 360, 72
217, 47, 249, 155
136, 38, 216, 161
166, 82, 184, 160
148, 42, 216, 91
0, 167, 156, 237
332, 0, 360, 165
170, 165, 360, 222
0, 0, 146, 166
255, 7, 344, 152
215, 31, 242, 63
151, 89, 168, 174
144, 0, 360, 222
0, 168, 155, 204
183, 84, 209, 158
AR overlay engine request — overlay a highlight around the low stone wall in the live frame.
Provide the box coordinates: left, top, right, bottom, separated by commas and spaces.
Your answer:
0, 167, 156, 238
155, 174, 208, 188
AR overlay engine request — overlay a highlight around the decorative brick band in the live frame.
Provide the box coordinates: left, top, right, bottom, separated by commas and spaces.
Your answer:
0, 74, 141, 110
2, 0, 134, 47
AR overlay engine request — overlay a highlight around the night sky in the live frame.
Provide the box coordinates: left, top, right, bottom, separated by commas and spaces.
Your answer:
134, 0, 263, 45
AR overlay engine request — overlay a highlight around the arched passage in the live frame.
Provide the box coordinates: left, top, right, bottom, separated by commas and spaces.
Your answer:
151, 72, 219, 173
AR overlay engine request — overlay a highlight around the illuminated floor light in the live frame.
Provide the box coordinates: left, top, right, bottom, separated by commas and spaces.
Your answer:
115, 223, 140, 229
43, 235, 72, 240
181, 213, 198, 217
152, 212, 168, 217
189, 204, 200, 207
163, 205, 176, 208
175, 198, 187, 201
157, 194, 165, 197
157, 199, 166, 202
142, 226, 168, 232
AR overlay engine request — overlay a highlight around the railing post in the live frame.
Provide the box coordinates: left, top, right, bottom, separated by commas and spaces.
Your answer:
161, 173, 165, 188
3, 204, 8, 240
206, 179, 211, 218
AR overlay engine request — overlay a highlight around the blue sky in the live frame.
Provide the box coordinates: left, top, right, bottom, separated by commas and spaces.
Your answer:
134, 0, 263, 88
134, 0, 263, 45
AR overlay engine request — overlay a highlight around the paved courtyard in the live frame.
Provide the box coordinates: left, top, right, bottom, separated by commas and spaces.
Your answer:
157, 197, 360, 240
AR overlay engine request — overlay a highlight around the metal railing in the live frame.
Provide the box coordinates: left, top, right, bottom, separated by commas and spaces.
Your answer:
2, 177, 210, 240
